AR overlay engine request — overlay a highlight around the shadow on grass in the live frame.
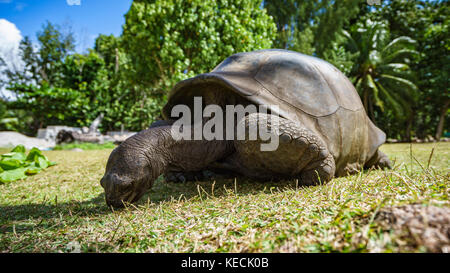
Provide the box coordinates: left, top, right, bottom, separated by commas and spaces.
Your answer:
0, 177, 300, 233
140, 177, 300, 205
0, 193, 109, 232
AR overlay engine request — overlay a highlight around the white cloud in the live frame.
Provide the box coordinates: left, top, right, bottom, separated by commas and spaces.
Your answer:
0, 19, 23, 99
15, 2, 27, 11
67, 0, 81, 6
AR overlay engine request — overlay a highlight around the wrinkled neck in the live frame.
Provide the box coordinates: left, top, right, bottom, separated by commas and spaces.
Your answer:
125, 125, 233, 175
120, 126, 174, 181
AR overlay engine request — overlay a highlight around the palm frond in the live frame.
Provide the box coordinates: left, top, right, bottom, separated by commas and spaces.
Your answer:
379, 74, 418, 93
379, 63, 411, 71
367, 74, 384, 111
341, 30, 359, 53
384, 49, 419, 63
354, 76, 364, 96
376, 82, 405, 118
382, 36, 416, 54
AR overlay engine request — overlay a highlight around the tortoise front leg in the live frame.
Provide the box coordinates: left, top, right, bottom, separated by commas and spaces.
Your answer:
229, 113, 336, 185
148, 120, 208, 183
100, 123, 233, 208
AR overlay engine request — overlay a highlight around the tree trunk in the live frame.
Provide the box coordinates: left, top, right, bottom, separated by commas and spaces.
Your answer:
405, 117, 412, 142
435, 100, 450, 141
368, 96, 376, 125
89, 113, 104, 134
404, 109, 416, 142
363, 89, 369, 116
115, 48, 119, 74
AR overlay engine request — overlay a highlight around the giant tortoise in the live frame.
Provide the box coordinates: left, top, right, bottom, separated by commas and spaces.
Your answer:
101, 49, 391, 208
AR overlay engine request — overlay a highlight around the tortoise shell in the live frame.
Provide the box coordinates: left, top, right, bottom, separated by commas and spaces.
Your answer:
162, 49, 386, 175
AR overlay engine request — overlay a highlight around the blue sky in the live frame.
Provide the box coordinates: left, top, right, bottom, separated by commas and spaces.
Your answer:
0, 0, 133, 52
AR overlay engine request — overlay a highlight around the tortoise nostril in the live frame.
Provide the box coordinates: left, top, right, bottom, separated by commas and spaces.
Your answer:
119, 182, 133, 193
110, 175, 132, 191
101, 173, 115, 188
100, 176, 107, 188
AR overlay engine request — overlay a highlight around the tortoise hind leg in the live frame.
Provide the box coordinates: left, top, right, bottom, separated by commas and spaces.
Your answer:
365, 149, 392, 170
232, 113, 336, 185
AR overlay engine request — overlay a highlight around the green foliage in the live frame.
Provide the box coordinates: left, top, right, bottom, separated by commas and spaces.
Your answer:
121, 0, 277, 124
367, 0, 449, 139
264, 0, 364, 56
0, 100, 19, 131
2, 22, 88, 135
36, 21, 75, 84
2, 23, 118, 134
6, 83, 90, 135
0, 0, 448, 141
93, 34, 165, 131
95, 34, 123, 73
53, 142, 116, 151
0, 145, 56, 183
342, 19, 419, 139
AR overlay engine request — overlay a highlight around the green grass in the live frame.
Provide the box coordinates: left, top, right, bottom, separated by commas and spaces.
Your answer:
53, 142, 117, 151
0, 143, 448, 253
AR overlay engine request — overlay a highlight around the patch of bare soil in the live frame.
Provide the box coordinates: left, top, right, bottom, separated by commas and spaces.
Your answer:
375, 204, 450, 252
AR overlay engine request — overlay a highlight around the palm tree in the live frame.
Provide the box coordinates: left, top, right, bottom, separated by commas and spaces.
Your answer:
343, 19, 419, 138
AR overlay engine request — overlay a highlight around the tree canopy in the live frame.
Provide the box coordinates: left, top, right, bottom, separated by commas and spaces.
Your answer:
0, 0, 448, 141
121, 0, 276, 117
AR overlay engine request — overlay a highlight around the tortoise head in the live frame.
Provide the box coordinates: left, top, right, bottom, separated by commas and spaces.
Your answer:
100, 135, 154, 208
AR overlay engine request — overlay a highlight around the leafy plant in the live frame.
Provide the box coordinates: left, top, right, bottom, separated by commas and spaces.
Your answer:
263, 0, 363, 56
121, 0, 277, 125
343, 20, 419, 132
0, 145, 57, 183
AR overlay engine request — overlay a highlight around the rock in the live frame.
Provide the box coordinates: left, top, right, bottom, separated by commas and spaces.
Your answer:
37, 126, 82, 143
56, 130, 104, 144
107, 131, 136, 144
0, 131, 54, 150
375, 204, 450, 253
425, 135, 436, 143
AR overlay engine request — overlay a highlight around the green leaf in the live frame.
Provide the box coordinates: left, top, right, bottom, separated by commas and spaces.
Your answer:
48, 161, 58, 167
0, 159, 23, 170
11, 145, 26, 153
367, 74, 384, 111
0, 168, 28, 183
379, 74, 419, 92
0, 146, 55, 182
26, 147, 48, 162
384, 49, 419, 63
376, 82, 405, 118
36, 156, 49, 169
382, 36, 416, 54
25, 166, 42, 175
379, 63, 410, 71
1, 152, 27, 161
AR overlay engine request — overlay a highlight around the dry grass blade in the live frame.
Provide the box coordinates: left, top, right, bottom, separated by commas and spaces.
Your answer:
0, 143, 448, 253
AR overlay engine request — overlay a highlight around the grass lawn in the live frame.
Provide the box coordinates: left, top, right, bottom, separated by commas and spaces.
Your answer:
0, 143, 448, 253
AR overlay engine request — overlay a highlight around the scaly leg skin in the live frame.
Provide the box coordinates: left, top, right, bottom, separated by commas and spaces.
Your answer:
149, 120, 210, 183
164, 170, 206, 183
365, 149, 392, 170
230, 113, 336, 186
